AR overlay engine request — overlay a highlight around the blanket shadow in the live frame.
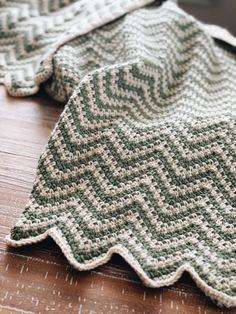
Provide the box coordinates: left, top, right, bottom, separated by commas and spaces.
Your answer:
4, 239, 233, 313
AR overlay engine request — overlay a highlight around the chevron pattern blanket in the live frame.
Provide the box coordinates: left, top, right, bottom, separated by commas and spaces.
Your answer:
1, 0, 236, 307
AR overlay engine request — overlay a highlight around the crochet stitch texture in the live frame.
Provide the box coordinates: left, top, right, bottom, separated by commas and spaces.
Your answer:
1, 0, 236, 307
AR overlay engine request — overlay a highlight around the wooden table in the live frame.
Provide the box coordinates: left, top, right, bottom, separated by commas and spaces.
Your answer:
0, 86, 235, 314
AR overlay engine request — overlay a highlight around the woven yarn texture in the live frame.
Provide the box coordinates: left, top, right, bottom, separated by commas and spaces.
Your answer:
1, 0, 236, 307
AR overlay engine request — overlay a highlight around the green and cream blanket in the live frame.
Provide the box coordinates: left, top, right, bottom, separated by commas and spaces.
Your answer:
1, 0, 236, 307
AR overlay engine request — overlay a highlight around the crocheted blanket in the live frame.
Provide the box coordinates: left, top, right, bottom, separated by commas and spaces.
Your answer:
1, 0, 236, 307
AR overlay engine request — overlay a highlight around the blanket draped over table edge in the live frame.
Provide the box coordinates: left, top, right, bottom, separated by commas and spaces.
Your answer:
1, 0, 236, 308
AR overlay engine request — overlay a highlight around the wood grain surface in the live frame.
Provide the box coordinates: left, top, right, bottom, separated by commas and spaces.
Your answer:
0, 85, 235, 314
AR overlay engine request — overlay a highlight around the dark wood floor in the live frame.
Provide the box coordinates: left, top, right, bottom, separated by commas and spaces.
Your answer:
0, 85, 235, 313
181, 0, 236, 36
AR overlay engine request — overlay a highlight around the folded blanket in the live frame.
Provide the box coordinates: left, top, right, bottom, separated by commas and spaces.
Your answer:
1, 0, 236, 307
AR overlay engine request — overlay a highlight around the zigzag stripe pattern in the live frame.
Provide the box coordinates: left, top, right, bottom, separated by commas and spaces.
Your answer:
3, 0, 236, 308
0, 0, 154, 96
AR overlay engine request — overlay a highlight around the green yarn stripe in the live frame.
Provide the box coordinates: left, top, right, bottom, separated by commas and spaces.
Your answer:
1, 0, 236, 308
